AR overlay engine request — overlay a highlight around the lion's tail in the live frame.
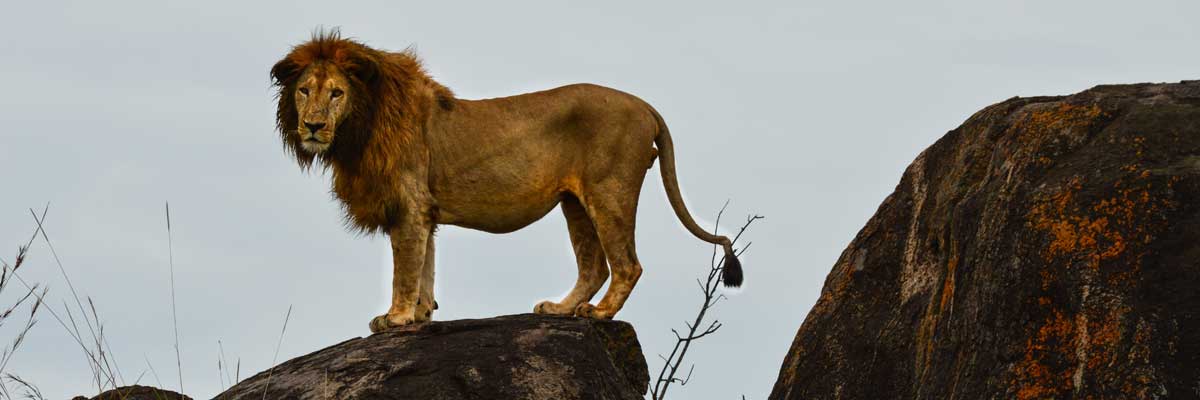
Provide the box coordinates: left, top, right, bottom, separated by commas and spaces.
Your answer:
648, 106, 743, 288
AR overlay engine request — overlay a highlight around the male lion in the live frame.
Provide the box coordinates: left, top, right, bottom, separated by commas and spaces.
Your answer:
271, 32, 743, 333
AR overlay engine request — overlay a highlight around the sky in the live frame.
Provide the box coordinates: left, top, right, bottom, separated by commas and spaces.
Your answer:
0, 0, 1196, 399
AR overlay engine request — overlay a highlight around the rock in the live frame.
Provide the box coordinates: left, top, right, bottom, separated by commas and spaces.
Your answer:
76, 385, 192, 400
770, 81, 1200, 399
217, 314, 648, 400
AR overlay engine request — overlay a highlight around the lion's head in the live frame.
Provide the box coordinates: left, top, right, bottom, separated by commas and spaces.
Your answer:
270, 31, 381, 167
271, 31, 456, 172
288, 63, 351, 154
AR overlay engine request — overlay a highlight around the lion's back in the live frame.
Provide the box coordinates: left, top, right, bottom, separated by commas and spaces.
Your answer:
528, 83, 659, 139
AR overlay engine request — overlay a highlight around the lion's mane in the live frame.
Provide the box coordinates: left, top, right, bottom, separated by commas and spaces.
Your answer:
270, 31, 455, 232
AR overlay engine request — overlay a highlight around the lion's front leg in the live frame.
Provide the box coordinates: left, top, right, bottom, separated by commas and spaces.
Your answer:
415, 228, 437, 322
369, 219, 431, 333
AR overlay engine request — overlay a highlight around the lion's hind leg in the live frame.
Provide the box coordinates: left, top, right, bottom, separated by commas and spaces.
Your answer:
534, 195, 609, 315
573, 190, 643, 320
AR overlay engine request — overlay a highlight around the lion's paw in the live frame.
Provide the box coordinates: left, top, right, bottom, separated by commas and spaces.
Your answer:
534, 300, 575, 315
573, 303, 613, 319
415, 301, 435, 323
369, 313, 416, 333
414, 308, 434, 323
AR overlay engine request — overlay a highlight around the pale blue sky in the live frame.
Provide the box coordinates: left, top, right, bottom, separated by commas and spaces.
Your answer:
1, 1, 1197, 398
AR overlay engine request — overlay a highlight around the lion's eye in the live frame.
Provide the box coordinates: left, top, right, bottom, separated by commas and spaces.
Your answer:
331, 89, 344, 98
299, 88, 309, 96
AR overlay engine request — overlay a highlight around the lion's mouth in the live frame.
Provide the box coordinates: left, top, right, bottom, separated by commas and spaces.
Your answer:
302, 134, 329, 144
301, 136, 331, 153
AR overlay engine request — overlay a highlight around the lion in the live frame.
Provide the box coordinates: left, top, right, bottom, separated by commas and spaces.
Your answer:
270, 32, 743, 333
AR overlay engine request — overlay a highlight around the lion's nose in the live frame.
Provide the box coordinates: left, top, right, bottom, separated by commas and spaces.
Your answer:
304, 122, 326, 134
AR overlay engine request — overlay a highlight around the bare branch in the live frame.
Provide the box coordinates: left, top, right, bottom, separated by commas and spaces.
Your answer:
687, 322, 723, 341
709, 201, 728, 271
729, 215, 763, 247
736, 242, 754, 257
653, 208, 762, 400
680, 364, 695, 386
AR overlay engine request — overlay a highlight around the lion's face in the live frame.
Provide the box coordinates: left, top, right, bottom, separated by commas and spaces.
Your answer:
293, 63, 353, 154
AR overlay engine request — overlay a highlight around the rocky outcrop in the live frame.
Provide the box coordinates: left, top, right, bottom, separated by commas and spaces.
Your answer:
74, 385, 192, 400
771, 81, 1200, 399
217, 314, 648, 400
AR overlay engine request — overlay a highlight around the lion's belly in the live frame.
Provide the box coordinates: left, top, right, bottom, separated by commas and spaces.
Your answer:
439, 202, 560, 233
433, 174, 568, 234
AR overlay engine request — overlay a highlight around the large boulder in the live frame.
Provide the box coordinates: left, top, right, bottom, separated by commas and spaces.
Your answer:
217, 314, 648, 400
771, 81, 1200, 399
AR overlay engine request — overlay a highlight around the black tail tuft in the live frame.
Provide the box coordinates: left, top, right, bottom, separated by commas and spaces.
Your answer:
722, 249, 743, 288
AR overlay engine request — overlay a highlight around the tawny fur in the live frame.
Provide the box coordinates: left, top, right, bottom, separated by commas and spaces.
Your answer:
271, 31, 742, 333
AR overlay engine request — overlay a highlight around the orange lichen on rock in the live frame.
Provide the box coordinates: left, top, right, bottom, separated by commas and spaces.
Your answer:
1014, 310, 1077, 399
1030, 170, 1173, 271
1028, 177, 1125, 273
1084, 304, 1128, 371
1008, 103, 1109, 170
912, 251, 961, 377
1018, 133, 1180, 398
1014, 103, 1106, 142
938, 254, 958, 311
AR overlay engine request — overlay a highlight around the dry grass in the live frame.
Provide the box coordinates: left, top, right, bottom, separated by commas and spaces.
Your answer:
1, 204, 284, 399
216, 340, 240, 392
164, 203, 184, 396
0, 213, 48, 398
0, 206, 151, 398
260, 305, 293, 399
27, 207, 127, 394
4, 373, 45, 400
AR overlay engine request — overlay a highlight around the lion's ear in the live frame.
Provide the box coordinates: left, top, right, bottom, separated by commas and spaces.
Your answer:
271, 57, 302, 86
343, 50, 379, 84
